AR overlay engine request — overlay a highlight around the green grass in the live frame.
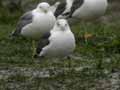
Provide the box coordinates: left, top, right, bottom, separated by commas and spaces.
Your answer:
0, 15, 120, 89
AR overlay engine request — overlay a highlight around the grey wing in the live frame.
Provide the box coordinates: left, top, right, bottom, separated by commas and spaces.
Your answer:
54, 2, 66, 18
34, 32, 51, 58
12, 11, 33, 36
69, 0, 84, 18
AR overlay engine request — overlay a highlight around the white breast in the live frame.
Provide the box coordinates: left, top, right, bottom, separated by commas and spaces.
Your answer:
40, 30, 76, 57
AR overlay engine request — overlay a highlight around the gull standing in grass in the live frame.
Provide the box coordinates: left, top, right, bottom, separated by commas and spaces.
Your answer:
11, 2, 56, 57
54, 0, 108, 42
34, 19, 76, 59
66, 0, 108, 41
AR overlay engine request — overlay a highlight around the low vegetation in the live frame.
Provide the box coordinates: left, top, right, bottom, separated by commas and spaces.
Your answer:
0, 1, 120, 90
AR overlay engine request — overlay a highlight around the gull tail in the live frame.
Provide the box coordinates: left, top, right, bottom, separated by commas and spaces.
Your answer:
9, 30, 19, 40
11, 30, 19, 36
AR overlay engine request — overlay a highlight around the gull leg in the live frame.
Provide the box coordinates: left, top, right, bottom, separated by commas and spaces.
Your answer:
32, 40, 36, 59
67, 56, 72, 71
81, 22, 92, 45
83, 22, 88, 44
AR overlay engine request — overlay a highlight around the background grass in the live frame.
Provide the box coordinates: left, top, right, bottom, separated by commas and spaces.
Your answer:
0, 1, 120, 90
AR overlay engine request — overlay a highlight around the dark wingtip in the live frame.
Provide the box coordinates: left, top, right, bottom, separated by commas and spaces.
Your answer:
11, 31, 18, 37
9, 33, 15, 40
9, 31, 18, 40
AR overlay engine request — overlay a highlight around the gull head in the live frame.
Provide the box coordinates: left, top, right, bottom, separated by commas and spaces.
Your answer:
37, 2, 50, 13
55, 19, 69, 31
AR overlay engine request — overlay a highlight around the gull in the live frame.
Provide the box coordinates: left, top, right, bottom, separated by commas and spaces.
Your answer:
11, 2, 56, 57
68, 0, 108, 20
34, 19, 76, 58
